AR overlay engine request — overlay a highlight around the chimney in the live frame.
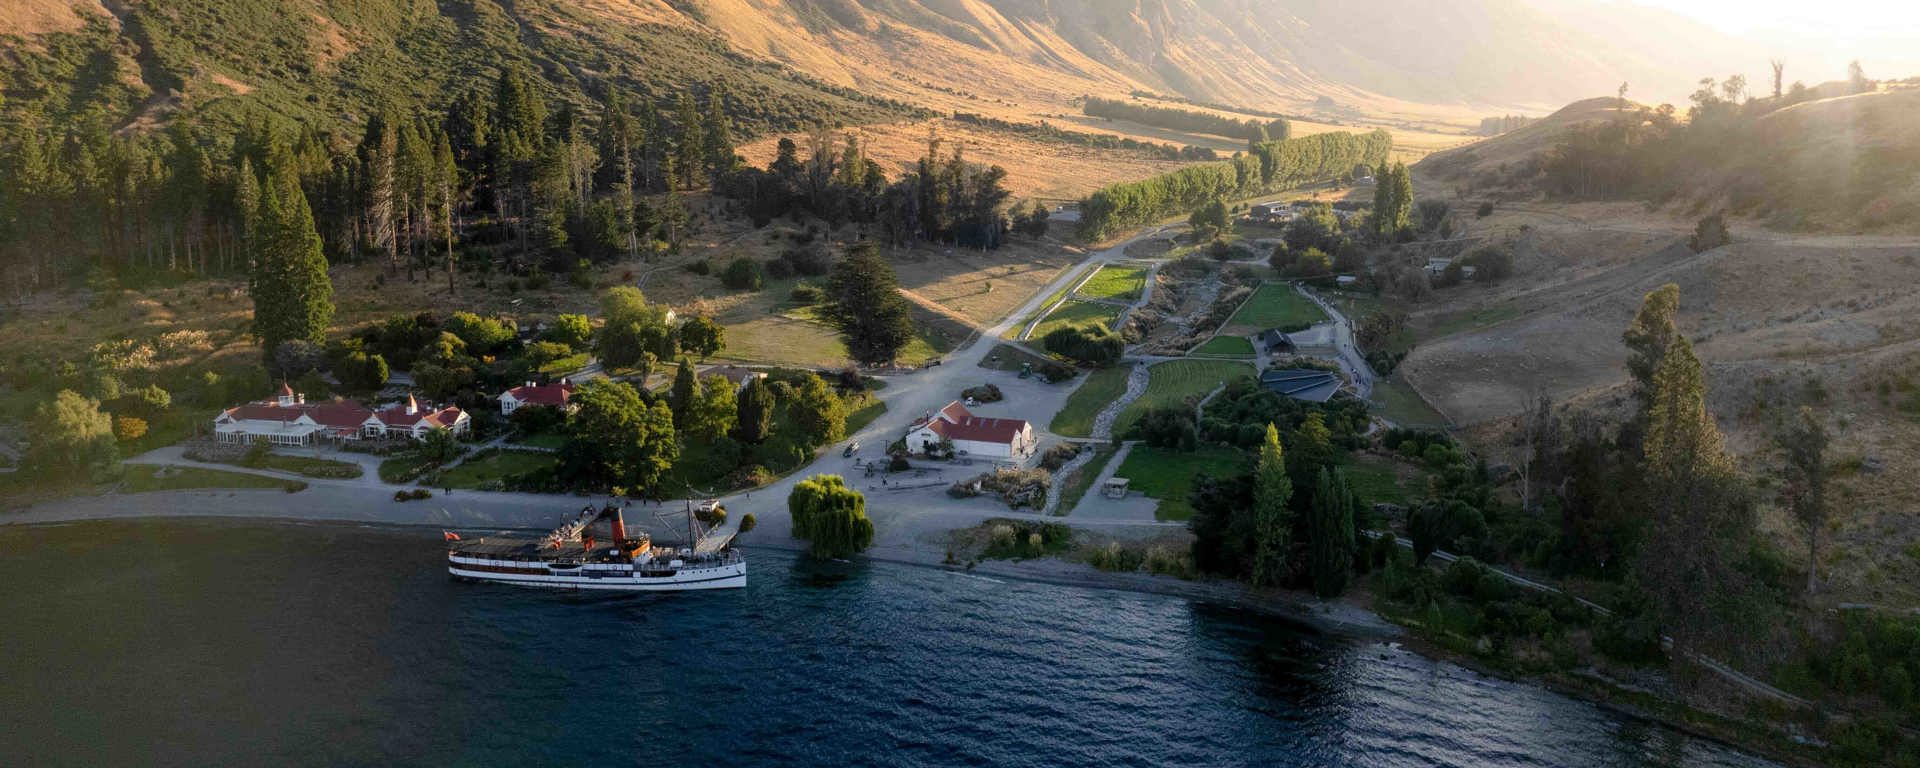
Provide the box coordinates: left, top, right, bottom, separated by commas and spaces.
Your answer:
609, 508, 627, 543
296, 393, 306, 405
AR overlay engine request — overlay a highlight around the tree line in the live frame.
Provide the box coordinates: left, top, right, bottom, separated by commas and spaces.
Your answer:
717, 130, 1016, 250
1076, 130, 1394, 241
0, 66, 747, 299
1083, 96, 1290, 145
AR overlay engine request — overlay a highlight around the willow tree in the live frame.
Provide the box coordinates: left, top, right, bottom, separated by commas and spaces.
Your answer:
1251, 423, 1293, 588
789, 474, 874, 559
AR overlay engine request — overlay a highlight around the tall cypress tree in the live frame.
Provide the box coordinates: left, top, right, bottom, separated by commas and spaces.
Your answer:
1309, 466, 1356, 599
1251, 423, 1292, 587
668, 358, 696, 427
251, 162, 334, 367
703, 88, 736, 178
673, 93, 703, 190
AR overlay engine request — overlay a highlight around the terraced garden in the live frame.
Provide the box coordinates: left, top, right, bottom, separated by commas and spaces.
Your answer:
1031, 300, 1123, 339
1076, 264, 1148, 301
1050, 366, 1131, 438
1112, 359, 1254, 436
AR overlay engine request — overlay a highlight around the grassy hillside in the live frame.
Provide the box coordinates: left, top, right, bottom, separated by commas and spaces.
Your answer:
0, 0, 923, 138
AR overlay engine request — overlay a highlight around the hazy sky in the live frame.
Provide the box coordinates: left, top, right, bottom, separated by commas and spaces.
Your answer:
1626, 0, 1920, 82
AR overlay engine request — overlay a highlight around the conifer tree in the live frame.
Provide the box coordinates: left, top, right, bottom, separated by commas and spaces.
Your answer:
735, 376, 775, 444
1251, 423, 1293, 587
358, 110, 399, 271
673, 94, 704, 190
703, 88, 736, 178
250, 163, 334, 367
430, 129, 459, 293
1309, 466, 1356, 598
824, 242, 915, 367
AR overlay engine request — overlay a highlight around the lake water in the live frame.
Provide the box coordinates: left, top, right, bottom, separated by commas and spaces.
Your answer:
0, 519, 1776, 767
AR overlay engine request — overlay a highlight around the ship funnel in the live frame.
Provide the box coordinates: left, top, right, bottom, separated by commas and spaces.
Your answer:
609, 507, 628, 542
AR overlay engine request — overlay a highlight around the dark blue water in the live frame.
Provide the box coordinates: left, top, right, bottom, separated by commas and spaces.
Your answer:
0, 520, 1774, 767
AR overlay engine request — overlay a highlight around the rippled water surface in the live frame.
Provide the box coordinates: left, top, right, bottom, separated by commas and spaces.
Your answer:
0, 520, 1776, 767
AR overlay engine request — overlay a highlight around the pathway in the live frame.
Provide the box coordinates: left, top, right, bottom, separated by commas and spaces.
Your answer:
1065, 441, 1157, 521
1294, 283, 1377, 399
1090, 362, 1150, 440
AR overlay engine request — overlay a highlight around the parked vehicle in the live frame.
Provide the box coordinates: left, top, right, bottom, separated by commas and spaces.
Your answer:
842, 440, 861, 457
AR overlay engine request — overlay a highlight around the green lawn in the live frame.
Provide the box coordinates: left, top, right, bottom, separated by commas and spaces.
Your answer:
1227, 283, 1328, 329
120, 465, 306, 494
1053, 445, 1117, 516
379, 452, 437, 484
514, 431, 569, 450
1371, 378, 1449, 427
845, 397, 887, 435
1031, 300, 1123, 340
1114, 445, 1247, 521
1112, 360, 1255, 437
1050, 365, 1131, 438
1005, 264, 1095, 340
1188, 334, 1254, 358
248, 454, 363, 479
1076, 264, 1148, 301
438, 450, 557, 490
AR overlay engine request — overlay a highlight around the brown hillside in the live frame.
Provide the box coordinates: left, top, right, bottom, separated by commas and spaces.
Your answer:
0, 0, 105, 38
1413, 96, 1640, 188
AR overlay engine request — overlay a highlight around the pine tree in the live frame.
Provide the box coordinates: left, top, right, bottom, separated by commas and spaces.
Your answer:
358, 110, 399, 271
673, 93, 704, 190
1309, 466, 1356, 598
824, 242, 915, 367
735, 376, 775, 444
250, 163, 334, 366
703, 88, 736, 178
1251, 423, 1293, 587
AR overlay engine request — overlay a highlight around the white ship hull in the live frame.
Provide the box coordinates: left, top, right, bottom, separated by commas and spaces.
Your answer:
448, 553, 746, 591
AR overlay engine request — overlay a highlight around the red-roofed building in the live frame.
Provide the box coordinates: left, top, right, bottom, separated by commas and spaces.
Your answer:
499, 379, 577, 415
905, 401, 1036, 461
212, 387, 469, 446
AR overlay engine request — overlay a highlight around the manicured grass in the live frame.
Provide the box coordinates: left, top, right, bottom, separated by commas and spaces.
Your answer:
1005, 264, 1094, 340
1031, 300, 1122, 340
379, 452, 437, 484
439, 450, 557, 490
120, 465, 306, 494
514, 431, 569, 450
1076, 264, 1148, 301
1112, 360, 1255, 437
1050, 365, 1131, 438
1054, 445, 1117, 516
1226, 283, 1328, 329
1422, 303, 1524, 339
1114, 445, 1247, 521
248, 454, 364, 479
1188, 334, 1254, 358
845, 397, 887, 435
1371, 378, 1449, 427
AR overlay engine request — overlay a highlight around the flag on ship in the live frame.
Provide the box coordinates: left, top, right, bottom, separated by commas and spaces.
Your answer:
443, 530, 461, 541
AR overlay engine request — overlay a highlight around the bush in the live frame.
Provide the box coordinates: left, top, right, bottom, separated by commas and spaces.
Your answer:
393, 489, 434, 502
112, 416, 148, 442
790, 282, 825, 304
887, 455, 910, 472
739, 513, 758, 534
1042, 323, 1124, 366
1038, 443, 1082, 471
684, 259, 711, 276
960, 383, 1003, 403
763, 257, 795, 280
1037, 361, 1075, 383
721, 257, 764, 290
1132, 405, 1198, 450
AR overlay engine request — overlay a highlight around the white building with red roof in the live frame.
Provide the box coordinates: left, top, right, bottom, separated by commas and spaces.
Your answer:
904, 401, 1036, 461
499, 379, 577, 415
212, 385, 469, 446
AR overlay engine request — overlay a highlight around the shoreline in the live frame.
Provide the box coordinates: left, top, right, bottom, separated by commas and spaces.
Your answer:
7, 496, 1810, 766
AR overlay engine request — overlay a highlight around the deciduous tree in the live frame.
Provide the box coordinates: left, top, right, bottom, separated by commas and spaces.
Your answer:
788, 474, 874, 558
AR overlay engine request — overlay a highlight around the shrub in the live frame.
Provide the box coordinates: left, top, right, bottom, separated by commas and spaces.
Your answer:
684, 259, 711, 276
1042, 323, 1124, 366
1038, 443, 1082, 471
887, 455, 910, 472
721, 257, 764, 290
763, 257, 795, 280
790, 282, 825, 304
1476, 201, 1494, 218
960, 383, 1003, 403
112, 416, 148, 442
1132, 405, 1198, 450
739, 513, 758, 534
393, 489, 434, 502
1037, 361, 1075, 383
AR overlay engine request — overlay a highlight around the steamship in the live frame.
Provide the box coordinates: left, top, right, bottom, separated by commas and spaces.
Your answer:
446, 502, 745, 591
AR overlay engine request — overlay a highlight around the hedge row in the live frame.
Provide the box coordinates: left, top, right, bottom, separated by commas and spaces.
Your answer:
1076, 130, 1394, 241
